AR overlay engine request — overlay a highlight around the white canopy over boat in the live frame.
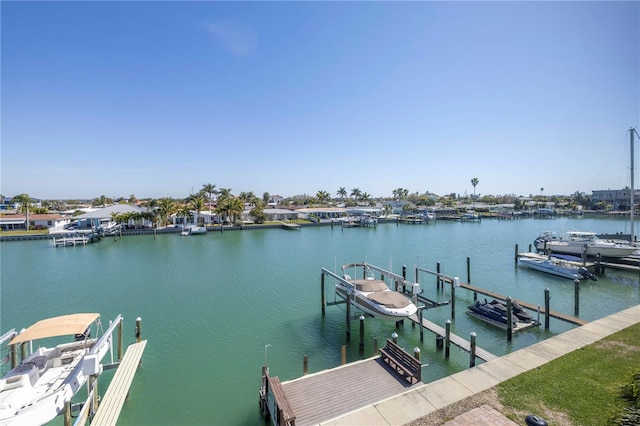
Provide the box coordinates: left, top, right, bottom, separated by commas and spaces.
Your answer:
9, 313, 99, 345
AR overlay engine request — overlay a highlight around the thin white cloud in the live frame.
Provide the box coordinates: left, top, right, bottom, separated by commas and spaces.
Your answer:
204, 19, 257, 57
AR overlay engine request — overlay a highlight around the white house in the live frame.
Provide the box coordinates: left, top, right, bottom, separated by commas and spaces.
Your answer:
0, 214, 72, 231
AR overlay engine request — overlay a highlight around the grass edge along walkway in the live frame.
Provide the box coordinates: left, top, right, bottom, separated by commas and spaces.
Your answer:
497, 321, 640, 426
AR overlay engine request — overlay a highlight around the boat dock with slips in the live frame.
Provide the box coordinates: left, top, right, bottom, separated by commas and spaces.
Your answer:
259, 306, 640, 426
53, 231, 99, 247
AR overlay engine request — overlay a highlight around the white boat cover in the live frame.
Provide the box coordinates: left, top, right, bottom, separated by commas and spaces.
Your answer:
367, 291, 413, 308
10, 313, 99, 345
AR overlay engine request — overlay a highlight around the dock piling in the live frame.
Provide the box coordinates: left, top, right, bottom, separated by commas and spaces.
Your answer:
391, 332, 398, 344
574, 279, 580, 316
321, 273, 326, 315
451, 278, 459, 319
303, 355, 309, 376
544, 288, 551, 329
469, 332, 477, 367
341, 345, 346, 365
413, 347, 420, 361
359, 316, 365, 353
445, 320, 451, 358
117, 320, 123, 361
135, 317, 142, 343
64, 400, 72, 426
506, 297, 513, 342
346, 291, 352, 342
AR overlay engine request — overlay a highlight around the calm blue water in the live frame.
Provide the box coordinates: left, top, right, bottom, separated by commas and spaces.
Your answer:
1, 217, 638, 425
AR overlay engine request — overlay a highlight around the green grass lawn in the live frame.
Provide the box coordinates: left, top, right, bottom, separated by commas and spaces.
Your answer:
0, 229, 49, 236
498, 323, 640, 425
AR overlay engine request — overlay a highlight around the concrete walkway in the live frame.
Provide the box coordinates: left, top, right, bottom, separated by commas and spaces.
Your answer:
320, 305, 640, 426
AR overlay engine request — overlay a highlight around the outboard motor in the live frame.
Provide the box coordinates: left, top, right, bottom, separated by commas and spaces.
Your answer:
578, 267, 598, 281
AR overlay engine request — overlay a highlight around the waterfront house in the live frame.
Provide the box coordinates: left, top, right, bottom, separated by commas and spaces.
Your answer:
0, 214, 71, 231
72, 204, 150, 230
294, 207, 347, 222
267, 195, 284, 207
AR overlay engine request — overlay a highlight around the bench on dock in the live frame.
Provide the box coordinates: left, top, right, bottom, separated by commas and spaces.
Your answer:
379, 339, 421, 384
265, 374, 296, 426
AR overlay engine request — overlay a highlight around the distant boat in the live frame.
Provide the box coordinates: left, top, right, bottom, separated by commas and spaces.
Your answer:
336, 263, 418, 321
0, 313, 120, 425
534, 231, 637, 259
181, 225, 207, 235
518, 256, 597, 281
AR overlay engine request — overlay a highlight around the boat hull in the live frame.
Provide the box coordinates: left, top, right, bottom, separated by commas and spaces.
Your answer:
534, 232, 637, 258
518, 258, 583, 280
335, 285, 417, 321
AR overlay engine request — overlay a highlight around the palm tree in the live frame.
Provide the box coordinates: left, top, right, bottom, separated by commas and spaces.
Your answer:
337, 187, 347, 202
188, 195, 206, 225
361, 192, 371, 205
382, 203, 393, 217
316, 190, 330, 206
471, 178, 479, 209
250, 199, 267, 224
350, 188, 362, 201
392, 188, 409, 200
201, 183, 217, 212
179, 203, 193, 226
157, 198, 177, 227
218, 188, 232, 201
13, 193, 32, 231
262, 192, 270, 205
228, 197, 245, 223
217, 197, 244, 224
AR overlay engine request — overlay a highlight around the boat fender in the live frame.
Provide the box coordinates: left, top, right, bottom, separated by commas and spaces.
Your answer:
525, 414, 548, 426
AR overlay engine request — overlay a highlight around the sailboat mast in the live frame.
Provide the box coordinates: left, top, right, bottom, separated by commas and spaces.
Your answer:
631, 127, 635, 244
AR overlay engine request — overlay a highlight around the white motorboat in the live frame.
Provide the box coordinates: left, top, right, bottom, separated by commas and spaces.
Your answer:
534, 231, 638, 259
181, 225, 207, 235
0, 313, 120, 425
336, 263, 418, 321
518, 256, 597, 281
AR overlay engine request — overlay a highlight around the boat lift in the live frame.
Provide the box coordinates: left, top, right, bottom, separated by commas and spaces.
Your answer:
320, 262, 449, 341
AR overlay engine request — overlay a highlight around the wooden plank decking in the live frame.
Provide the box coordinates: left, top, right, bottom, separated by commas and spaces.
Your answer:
281, 357, 422, 425
91, 340, 147, 426
407, 314, 497, 362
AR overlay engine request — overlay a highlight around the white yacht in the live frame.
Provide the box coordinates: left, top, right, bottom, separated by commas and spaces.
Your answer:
534, 231, 637, 258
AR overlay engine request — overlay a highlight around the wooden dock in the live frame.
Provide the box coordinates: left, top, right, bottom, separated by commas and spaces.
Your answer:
281, 357, 422, 425
407, 314, 497, 362
91, 340, 147, 426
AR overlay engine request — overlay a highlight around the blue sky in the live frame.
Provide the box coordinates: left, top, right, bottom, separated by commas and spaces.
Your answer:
2, 1, 639, 200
